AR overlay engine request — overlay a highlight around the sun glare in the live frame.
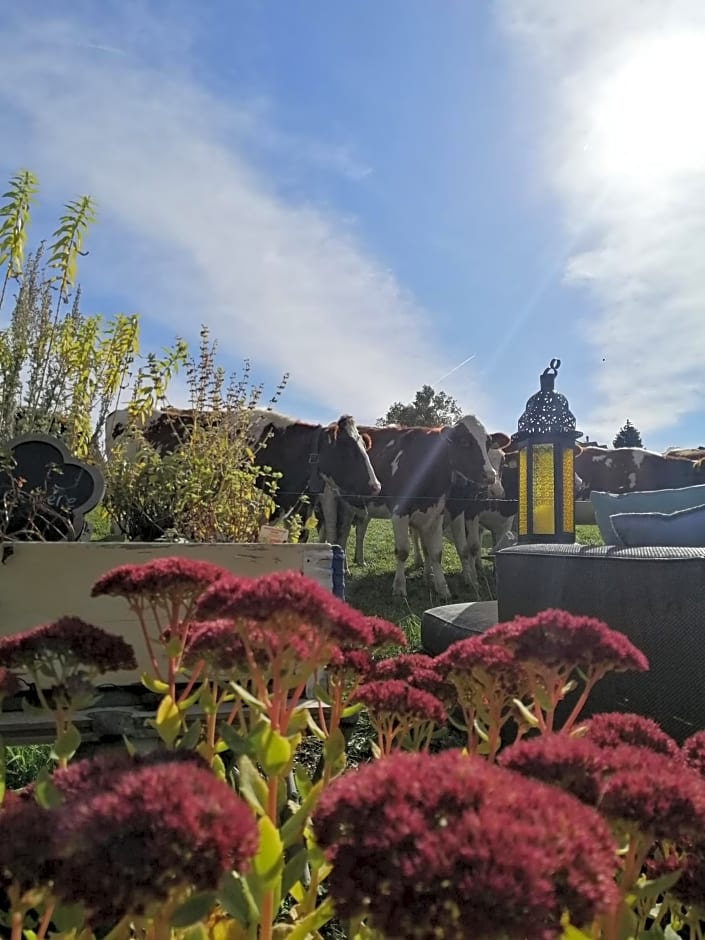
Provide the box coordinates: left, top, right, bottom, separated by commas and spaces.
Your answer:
590, 33, 705, 185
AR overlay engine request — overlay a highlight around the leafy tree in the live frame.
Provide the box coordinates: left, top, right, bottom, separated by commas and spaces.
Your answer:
613, 419, 643, 448
377, 384, 463, 427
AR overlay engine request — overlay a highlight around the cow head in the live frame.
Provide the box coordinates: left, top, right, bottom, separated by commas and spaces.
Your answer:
486, 432, 512, 498
441, 414, 498, 489
320, 415, 382, 497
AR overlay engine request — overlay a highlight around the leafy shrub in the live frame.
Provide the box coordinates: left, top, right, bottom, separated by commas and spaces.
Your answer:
103, 325, 289, 542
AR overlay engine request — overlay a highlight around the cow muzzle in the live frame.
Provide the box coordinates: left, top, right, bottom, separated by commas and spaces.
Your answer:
370, 480, 382, 496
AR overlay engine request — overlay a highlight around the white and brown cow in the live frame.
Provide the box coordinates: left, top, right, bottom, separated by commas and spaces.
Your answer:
574, 446, 705, 495
410, 434, 511, 590
663, 447, 705, 461
332, 430, 510, 583
104, 407, 381, 541
322, 416, 499, 599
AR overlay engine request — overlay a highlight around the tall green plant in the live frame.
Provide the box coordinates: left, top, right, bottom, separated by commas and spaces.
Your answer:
0, 170, 183, 461
0, 170, 38, 310
33, 194, 97, 427
47, 195, 97, 307
0, 246, 145, 457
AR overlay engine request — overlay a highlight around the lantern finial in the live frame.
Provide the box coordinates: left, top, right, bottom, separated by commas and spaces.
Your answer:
540, 359, 561, 393
516, 357, 581, 441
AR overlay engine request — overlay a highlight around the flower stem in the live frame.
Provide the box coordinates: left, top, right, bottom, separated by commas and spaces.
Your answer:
560, 670, 604, 734
36, 902, 55, 940
176, 660, 204, 706
259, 775, 280, 940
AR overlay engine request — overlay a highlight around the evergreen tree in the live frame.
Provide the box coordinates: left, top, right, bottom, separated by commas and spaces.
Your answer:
613, 419, 643, 448
377, 384, 463, 427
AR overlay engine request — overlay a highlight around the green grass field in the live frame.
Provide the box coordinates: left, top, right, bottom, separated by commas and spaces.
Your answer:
342, 520, 603, 650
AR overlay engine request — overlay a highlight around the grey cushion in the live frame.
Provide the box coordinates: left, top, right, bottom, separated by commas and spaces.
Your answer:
610, 503, 705, 548
591, 485, 705, 545
421, 601, 499, 656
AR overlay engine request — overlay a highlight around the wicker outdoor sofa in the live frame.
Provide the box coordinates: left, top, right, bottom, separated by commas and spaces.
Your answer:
422, 544, 705, 743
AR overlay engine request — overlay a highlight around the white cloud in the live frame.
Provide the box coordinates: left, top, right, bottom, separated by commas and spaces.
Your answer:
0, 6, 486, 428
498, 0, 705, 439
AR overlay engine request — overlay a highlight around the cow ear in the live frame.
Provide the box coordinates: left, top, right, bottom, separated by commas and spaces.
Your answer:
361, 432, 372, 451
488, 431, 511, 450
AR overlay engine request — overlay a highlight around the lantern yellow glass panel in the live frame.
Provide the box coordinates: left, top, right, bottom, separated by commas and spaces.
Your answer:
562, 447, 575, 533
531, 444, 555, 535
518, 448, 528, 536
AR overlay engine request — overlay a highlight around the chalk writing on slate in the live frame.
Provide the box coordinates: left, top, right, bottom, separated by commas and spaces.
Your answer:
0, 432, 105, 541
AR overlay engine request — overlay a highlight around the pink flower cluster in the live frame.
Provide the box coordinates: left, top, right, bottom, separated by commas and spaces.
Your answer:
0, 750, 256, 923
482, 609, 648, 675
501, 714, 705, 843
92, 557, 229, 601
314, 749, 618, 940
195, 569, 374, 648
373, 653, 454, 705
353, 679, 446, 725
435, 635, 524, 717
0, 617, 137, 674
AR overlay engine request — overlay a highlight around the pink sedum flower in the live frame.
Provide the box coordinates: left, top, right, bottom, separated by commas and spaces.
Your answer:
0, 790, 54, 893
182, 619, 250, 674
91, 557, 229, 601
599, 745, 705, 841
581, 712, 679, 758
371, 654, 454, 704
48, 748, 209, 803
314, 750, 618, 940
195, 570, 374, 647
499, 734, 608, 806
0, 617, 136, 674
52, 756, 257, 922
682, 731, 705, 780
353, 679, 446, 725
482, 609, 648, 674
367, 616, 407, 651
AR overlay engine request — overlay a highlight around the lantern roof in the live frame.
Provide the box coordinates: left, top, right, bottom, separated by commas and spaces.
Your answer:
515, 359, 581, 440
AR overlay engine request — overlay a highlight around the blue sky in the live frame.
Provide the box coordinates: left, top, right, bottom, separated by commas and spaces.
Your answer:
1, 1, 705, 450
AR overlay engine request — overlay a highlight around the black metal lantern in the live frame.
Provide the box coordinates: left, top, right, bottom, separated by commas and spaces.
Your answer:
514, 359, 581, 544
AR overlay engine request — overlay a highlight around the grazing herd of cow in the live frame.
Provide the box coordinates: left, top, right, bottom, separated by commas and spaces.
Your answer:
104, 407, 705, 600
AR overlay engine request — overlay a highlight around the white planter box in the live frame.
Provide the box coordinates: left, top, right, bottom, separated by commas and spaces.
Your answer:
0, 541, 339, 687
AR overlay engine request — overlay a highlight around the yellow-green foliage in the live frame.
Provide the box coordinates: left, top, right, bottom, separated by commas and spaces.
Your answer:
0, 171, 172, 460
103, 326, 290, 543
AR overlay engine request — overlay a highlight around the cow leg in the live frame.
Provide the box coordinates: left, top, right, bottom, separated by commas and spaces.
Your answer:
353, 511, 370, 566
482, 511, 516, 556
392, 514, 411, 596
467, 515, 486, 578
410, 526, 425, 570
318, 483, 339, 545
450, 513, 479, 590
413, 508, 451, 600
409, 522, 430, 583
